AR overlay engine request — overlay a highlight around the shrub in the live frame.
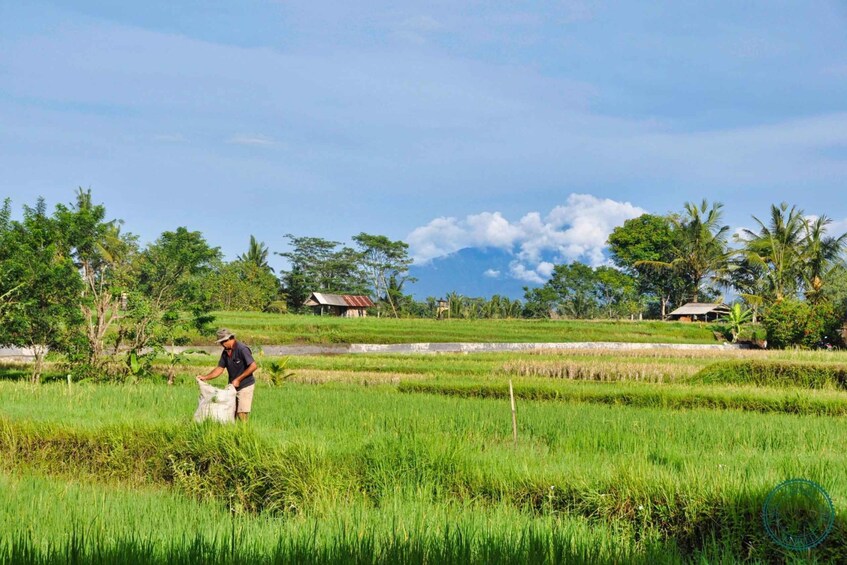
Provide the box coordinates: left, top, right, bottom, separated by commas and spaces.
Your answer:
265, 300, 288, 314
762, 299, 844, 349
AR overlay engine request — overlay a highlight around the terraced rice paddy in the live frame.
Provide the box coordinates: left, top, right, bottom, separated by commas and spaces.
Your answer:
1, 345, 845, 563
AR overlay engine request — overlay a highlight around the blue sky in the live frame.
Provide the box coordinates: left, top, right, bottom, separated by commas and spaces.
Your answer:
2, 1, 847, 284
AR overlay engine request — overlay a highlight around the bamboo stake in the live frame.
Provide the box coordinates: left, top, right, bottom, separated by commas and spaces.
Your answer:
509, 379, 517, 447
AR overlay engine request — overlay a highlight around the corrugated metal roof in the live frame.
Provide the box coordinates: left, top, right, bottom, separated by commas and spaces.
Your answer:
344, 295, 374, 307
668, 303, 731, 316
304, 292, 374, 308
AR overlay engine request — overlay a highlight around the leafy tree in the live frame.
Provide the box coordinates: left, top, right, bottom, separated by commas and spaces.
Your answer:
276, 234, 367, 310
544, 262, 600, 319
670, 200, 730, 303
0, 198, 84, 382
636, 201, 730, 305
724, 255, 768, 323
280, 264, 310, 313
118, 227, 220, 377
54, 189, 138, 373
594, 266, 639, 319
352, 233, 416, 318
608, 214, 687, 318
207, 260, 278, 311
737, 203, 847, 309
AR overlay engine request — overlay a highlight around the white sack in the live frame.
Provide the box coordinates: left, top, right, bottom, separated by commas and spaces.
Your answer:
194, 378, 237, 423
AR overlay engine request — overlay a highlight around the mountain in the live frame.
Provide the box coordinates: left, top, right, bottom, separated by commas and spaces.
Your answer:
406, 247, 540, 300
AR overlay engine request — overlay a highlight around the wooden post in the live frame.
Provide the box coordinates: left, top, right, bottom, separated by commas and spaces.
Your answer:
509, 379, 517, 447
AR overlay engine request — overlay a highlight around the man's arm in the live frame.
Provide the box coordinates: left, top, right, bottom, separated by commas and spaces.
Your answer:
197, 366, 225, 381
231, 361, 257, 389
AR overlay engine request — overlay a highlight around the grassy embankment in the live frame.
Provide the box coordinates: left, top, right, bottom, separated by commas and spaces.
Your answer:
191, 312, 720, 345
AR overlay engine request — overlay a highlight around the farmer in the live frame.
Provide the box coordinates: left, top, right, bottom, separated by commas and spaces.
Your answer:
197, 328, 258, 422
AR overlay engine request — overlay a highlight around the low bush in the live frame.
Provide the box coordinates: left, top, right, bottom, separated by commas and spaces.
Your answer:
762, 299, 844, 349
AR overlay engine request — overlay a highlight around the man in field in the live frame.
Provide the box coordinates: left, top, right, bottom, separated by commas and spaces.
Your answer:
197, 328, 258, 422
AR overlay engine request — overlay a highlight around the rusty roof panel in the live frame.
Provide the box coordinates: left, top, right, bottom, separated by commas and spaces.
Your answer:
305, 292, 374, 307
343, 295, 374, 307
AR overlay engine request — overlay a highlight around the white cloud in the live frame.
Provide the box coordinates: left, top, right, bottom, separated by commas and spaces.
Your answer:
483, 269, 501, 278
228, 134, 275, 146
827, 217, 847, 237
407, 193, 646, 283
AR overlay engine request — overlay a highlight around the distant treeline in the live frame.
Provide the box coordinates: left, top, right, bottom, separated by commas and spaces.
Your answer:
2, 190, 847, 382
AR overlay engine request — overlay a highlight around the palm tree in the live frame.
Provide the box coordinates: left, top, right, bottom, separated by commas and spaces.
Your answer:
737, 203, 805, 302
800, 215, 847, 303
239, 235, 272, 272
638, 200, 730, 303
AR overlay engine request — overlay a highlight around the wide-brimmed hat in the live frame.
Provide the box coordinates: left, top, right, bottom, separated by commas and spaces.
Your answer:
215, 328, 235, 343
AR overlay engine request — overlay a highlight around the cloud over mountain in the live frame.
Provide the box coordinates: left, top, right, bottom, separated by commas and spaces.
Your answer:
407, 194, 646, 284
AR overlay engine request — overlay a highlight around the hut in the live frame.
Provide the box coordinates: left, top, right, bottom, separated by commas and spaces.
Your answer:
303, 292, 374, 317
667, 302, 731, 322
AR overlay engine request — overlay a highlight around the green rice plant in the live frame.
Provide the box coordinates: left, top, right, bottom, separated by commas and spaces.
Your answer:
692, 360, 847, 389
2, 379, 847, 562
262, 357, 295, 386
398, 378, 847, 416
0, 472, 694, 565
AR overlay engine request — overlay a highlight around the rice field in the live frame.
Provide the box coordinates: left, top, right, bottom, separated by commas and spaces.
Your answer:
2, 345, 846, 563
191, 312, 720, 345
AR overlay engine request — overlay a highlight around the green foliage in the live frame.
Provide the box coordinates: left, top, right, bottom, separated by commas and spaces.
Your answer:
720, 303, 752, 342
608, 213, 687, 317
352, 232, 415, 318
277, 234, 368, 311
0, 197, 85, 382
522, 263, 639, 319
238, 234, 273, 272
762, 298, 843, 349
431, 292, 524, 320
734, 323, 767, 344
54, 189, 139, 375
265, 300, 288, 314
692, 359, 847, 389
119, 227, 221, 365
205, 260, 278, 312
263, 357, 295, 386
737, 203, 847, 306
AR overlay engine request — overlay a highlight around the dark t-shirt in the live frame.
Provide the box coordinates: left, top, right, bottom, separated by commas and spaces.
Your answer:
217, 341, 256, 391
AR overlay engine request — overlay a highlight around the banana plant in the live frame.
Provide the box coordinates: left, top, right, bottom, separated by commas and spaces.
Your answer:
723, 303, 753, 343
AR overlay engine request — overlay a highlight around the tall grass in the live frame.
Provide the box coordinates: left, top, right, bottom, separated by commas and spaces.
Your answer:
0, 472, 688, 565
